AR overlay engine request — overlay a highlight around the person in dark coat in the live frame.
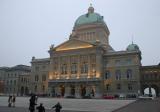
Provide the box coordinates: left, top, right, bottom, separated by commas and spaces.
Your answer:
52, 102, 62, 112
36, 103, 45, 112
8, 95, 12, 107
29, 95, 37, 112
12, 95, 16, 107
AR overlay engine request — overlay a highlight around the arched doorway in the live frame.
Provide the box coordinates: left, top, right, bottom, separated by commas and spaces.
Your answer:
80, 85, 86, 97
142, 85, 159, 97
144, 88, 156, 96
70, 85, 75, 96
60, 85, 65, 97
20, 86, 24, 96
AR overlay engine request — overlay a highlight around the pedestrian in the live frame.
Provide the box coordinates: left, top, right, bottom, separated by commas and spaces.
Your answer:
35, 95, 38, 103
36, 103, 45, 112
52, 102, 62, 112
29, 95, 37, 112
8, 95, 12, 107
12, 95, 16, 107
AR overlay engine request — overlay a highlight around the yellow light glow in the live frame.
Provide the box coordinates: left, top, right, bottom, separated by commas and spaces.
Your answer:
96, 73, 100, 78
49, 72, 53, 79
56, 45, 93, 51
77, 76, 79, 79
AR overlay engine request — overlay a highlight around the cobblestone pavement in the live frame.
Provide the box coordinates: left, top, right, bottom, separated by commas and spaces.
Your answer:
0, 97, 135, 112
113, 98, 160, 112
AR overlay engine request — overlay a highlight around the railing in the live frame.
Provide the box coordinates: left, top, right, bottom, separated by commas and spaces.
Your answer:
49, 78, 101, 83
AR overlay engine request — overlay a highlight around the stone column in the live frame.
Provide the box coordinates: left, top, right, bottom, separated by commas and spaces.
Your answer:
95, 85, 102, 98
86, 85, 91, 96
55, 86, 60, 96
88, 55, 91, 78
67, 56, 71, 79
75, 85, 81, 98
64, 86, 70, 97
95, 47, 102, 78
149, 86, 152, 96
57, 57, 61, 79
77, 55, 80, 79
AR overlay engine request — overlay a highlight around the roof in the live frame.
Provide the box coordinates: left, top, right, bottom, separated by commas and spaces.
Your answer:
31, 58, 50, 63
74, 6, 105, 27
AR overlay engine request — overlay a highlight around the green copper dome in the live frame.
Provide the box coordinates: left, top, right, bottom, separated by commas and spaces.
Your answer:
74, 6, 104, 26
126, 43, 140, 51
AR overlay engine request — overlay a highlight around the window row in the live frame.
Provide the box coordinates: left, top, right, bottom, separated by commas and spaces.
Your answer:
104, 59, 133, 67
21, 78, 29, 83
105, 69, 133, 80
34, 85, 45, 92
35, 65, 46, 71
6, 80, 17, 85
7, 73, 17, 77
106, 83, 133, 91
35, 75, 46, 82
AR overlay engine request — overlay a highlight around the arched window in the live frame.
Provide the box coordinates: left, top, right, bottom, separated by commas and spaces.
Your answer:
115, 70, 121, 80
126, 69, 132, 79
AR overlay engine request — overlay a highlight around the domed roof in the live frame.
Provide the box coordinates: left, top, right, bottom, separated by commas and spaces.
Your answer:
74, 6, 105, 26
126, 43, 140, 51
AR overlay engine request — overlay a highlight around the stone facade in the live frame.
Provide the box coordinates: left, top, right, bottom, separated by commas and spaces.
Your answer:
0, 67, 9, 94
140, 65, 160, 96
1, 65, 31, 95
46, 6, 142, 98
19, 73, 30, 96
30, 57, 50, 95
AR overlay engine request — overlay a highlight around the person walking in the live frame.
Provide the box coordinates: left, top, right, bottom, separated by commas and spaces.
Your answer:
36, 103, 45, 112
8, 95, 12, 107
29, 95, 37, 112
52, 102, 62, 112
12, 95, 16, 107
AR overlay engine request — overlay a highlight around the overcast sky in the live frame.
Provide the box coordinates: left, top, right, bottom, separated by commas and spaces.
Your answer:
0, 0, 160, 67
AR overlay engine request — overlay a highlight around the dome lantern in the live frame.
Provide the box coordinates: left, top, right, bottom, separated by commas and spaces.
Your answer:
88, 4, 94, 13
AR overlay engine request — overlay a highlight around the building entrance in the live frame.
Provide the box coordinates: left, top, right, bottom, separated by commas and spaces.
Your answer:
60, 85, 65, 97
70, 85, 75, 96
80, 85, 86, 97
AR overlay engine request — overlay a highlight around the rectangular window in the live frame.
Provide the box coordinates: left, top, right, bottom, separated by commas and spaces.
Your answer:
117, 84, 121, 90
106, 84, 110, 91
35, 66, 39, 71
115, 60, 120, 66
81, 63, 88, 74
128, 84, 132, 90
71, 63, 77, 74
42, 75, 46, 81
35, 75, 39, 81
105, 71, 111, 79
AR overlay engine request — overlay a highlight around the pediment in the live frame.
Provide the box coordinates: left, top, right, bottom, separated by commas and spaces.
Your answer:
55, 39, 94, 51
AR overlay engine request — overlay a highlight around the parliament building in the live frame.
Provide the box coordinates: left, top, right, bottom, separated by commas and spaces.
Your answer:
31, 6, 142, 98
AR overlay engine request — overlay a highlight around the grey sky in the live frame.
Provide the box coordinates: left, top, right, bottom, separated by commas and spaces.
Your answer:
0, 0, 160, 67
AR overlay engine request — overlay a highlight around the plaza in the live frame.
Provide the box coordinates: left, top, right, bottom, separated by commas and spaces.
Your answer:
0, 96, 135, 112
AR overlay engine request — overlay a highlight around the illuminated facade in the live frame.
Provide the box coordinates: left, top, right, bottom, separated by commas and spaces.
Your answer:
47, 6, 142, 98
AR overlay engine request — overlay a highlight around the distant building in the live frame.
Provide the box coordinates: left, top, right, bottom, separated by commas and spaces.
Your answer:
0, 67, 9, 94
19, 72, 30, 96
140, 65, 160, 96
2, 65, 31, 95
30, 57, 50, 95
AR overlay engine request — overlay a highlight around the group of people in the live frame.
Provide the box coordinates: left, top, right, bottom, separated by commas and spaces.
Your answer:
29, 94, 62, 112
8, 95, 16, 107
